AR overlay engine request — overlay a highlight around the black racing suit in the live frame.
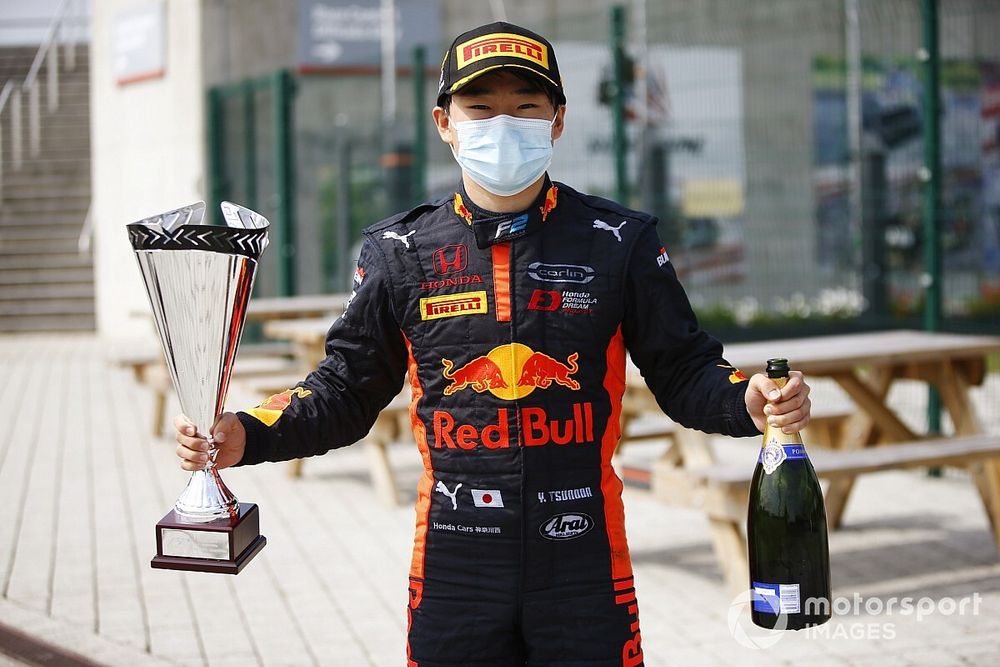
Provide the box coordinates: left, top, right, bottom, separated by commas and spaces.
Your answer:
237, 177, 760, 666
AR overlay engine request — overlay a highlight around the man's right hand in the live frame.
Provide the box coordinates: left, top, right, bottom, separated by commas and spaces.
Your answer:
174, 413, 246, 471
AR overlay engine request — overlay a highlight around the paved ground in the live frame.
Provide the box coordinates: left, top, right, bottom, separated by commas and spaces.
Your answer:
1, 333, 999, 666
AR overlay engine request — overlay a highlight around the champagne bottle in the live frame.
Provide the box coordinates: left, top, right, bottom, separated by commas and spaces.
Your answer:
747, 358, 831, 630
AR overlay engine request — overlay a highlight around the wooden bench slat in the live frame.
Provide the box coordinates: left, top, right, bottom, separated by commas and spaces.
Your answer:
692, 435, 1000, 486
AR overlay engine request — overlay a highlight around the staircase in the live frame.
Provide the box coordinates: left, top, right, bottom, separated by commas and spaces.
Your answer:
0, 45, 93, 332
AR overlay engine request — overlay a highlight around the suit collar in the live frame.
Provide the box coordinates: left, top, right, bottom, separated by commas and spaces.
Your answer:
452, 177, 560, 249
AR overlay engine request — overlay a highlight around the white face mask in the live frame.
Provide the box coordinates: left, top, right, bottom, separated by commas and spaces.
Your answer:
452, 114, 555, 197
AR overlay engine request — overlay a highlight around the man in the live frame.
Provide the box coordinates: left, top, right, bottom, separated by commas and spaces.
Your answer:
175, 22, 811, 667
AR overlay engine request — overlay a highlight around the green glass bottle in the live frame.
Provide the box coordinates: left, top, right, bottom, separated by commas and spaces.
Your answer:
747, 358, 831, 630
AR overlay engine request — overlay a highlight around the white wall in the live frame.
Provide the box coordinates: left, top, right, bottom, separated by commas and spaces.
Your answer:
90, 0, 206, 338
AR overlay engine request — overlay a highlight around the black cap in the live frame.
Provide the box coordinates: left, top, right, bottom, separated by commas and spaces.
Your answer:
437, 22, 566, 107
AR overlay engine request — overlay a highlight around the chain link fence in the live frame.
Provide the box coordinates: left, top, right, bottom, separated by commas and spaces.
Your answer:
287, 0, 998, 350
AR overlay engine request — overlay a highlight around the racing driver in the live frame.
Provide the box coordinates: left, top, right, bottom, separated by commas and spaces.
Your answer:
174, 21, 812, 667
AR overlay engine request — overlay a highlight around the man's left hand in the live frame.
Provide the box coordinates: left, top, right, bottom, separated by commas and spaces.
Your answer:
744, 371, 811, 434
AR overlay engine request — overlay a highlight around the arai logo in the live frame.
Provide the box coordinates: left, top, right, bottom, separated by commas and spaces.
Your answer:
539, 512, 593, 540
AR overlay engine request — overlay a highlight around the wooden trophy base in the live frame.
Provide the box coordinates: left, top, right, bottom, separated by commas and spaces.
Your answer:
151, 502, 266, 574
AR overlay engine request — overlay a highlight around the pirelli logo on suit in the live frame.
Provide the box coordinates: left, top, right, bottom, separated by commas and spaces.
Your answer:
420, 291, 489, 321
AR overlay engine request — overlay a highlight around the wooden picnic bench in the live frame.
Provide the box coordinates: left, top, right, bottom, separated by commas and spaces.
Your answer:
119, 294, 349, 436
114, 343, 300, 437
682, 434, 1000, 593
636, 330, 1000, 590
237, 372, 411, 505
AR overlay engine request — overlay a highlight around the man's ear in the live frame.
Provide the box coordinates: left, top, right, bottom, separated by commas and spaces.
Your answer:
433, 106, 454, 146
551, 105, 566, 143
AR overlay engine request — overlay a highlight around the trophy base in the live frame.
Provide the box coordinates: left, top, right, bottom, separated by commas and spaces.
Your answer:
151, 502, 266, 574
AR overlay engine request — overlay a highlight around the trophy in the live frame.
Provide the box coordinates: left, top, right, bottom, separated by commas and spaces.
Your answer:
128, 201, 269, 574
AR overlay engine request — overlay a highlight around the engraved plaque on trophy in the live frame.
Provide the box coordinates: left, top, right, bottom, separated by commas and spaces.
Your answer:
128, 201, 269, 574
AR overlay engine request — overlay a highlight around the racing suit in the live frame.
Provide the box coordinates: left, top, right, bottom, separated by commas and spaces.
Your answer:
237, 177, 760, 666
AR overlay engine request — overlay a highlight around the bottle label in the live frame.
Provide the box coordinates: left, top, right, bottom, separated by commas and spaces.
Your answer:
759, 443, 808, 474
751, 581, 801, 614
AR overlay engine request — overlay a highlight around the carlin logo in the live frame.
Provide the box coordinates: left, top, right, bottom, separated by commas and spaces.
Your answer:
540, 513, 593, 540
527, 262, 595, 284
441, 343, 580, 399
420, 291, 488, 321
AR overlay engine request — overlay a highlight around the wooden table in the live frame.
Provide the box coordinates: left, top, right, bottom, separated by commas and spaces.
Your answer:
262, 317, 335, 369
627, 329, 1000, 590
630, 330, 1000, 519
262, 323, 1000, 564
246, 294, 349, 321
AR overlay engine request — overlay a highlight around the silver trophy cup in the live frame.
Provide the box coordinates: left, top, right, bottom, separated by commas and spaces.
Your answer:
128, 201, 268, 574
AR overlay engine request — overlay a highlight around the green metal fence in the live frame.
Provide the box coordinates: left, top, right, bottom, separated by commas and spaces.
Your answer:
205, 0, 1000, 343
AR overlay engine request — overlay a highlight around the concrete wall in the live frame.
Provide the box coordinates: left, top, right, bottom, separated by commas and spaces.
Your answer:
91, 0, 207, 338
91, 0, 296, 338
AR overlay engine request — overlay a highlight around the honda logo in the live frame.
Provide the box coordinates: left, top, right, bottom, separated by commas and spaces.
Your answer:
433, 244, 468, 275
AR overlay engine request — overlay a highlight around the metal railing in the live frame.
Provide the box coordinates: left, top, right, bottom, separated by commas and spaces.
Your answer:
0, 0, 83, 203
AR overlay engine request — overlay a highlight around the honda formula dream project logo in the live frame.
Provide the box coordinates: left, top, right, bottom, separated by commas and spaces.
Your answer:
441, 343, 580, 400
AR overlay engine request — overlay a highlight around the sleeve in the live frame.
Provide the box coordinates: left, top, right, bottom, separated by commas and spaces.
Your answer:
622, 223, 759, 437
235, 236, 408, 465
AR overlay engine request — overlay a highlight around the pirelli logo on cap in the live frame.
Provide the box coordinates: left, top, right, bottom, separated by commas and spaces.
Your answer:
420, 291, 489, 321
456, 32, 549, 70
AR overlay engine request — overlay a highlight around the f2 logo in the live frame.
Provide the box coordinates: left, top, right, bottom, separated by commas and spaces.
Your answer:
433, 244, 468, 275
495, 214, 529, 240
528, 289, 562, 312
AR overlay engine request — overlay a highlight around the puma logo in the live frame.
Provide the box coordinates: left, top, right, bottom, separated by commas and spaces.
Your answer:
593, 219, 627, 242
434, 480, 462, 510
382, 230, 416, 249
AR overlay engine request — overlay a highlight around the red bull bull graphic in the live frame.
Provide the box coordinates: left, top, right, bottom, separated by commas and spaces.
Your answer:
441, 356, 509, 395
718, 364, 749, 384
453, 192, 473, 225
246, 387, 312, 427
539, 184, 559, 221
518, 351, 580, 390
441, 343, 580, 399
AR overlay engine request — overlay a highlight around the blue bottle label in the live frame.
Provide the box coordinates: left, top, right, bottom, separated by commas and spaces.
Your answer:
751, 581, 801, 614
759, 443, 809, 474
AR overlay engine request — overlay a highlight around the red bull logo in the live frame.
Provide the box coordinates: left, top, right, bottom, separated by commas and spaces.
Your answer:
441, 343, 580, 399
453, 192, 473, 225
539, 184, 559, 221
433, 403, 594, 449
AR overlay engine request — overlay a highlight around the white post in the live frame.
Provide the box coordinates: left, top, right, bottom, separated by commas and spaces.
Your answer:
380, 0, 397, 131
29, 83, 40, 157
11, 88, 22, 169
66, 3, 77, 71
47, 46, 59, 113
488, 0, 507, 21
846, 0, 863, 262
0, 121, 4, 203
